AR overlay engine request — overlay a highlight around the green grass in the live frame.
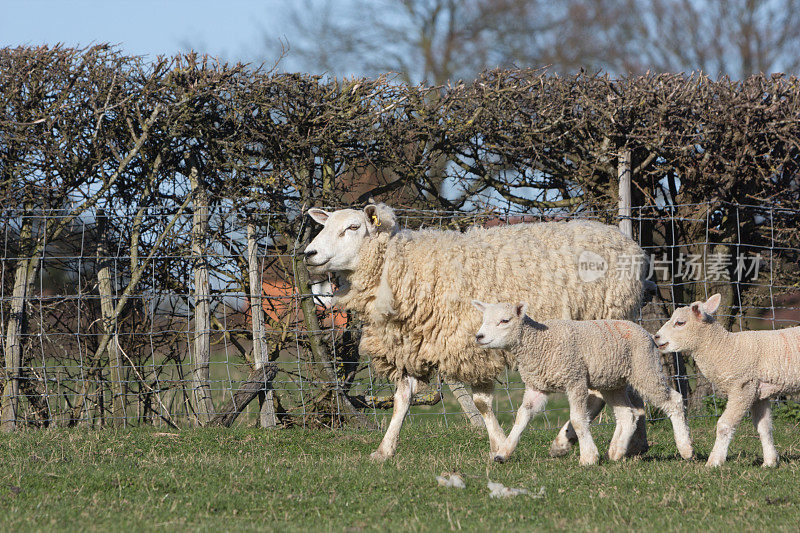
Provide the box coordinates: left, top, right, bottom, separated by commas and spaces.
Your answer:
2, 417, 800, 532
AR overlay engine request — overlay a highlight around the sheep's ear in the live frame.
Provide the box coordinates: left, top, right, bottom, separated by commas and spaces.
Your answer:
364, 203, 398, 234
690, 302, 703, 320
515, 302, 527, 318
307, 208, 330, 225
703, 293, 722, 315
471, 300, 486, 313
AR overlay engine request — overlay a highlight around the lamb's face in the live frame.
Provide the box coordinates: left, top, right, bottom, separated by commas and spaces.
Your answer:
472, 301, 527, 350
654, 293, 721, 353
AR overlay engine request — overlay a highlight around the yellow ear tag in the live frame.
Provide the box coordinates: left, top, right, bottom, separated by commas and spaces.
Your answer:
372, 215, 381, 227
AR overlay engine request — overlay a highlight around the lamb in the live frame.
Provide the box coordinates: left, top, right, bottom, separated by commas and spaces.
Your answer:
303, 203, 654, 461
473, 301, 694, 465
654, 293, 800, 467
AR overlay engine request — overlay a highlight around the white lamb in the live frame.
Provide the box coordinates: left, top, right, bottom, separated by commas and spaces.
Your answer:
655, 293, 800, 467
304, 203, 654, 461
474, 301, 693, 465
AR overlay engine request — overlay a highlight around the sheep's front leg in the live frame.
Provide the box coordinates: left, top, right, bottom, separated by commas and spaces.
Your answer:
472, 382, 506, 455
707, 384, 756, 467
494, 387, 548, 463
751, 398, 778, 467
370, 375, 417, 462
566, 384, 600, 466
550, 389, 605, 457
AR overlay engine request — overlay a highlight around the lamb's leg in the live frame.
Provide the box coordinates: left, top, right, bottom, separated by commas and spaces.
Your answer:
472, 382, 506, 454
550, 389, 604, 457
565, 385, 599, 466
625, 388, 650, 456
602, 389, 637, 461
751, 398, 778, 467
493, 387, 548, 463
370, 375, 417, 462
651, 388, 694, 460
707, 385, 755, 467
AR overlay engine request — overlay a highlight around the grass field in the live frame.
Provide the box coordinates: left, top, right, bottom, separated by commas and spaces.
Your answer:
2, 416, 800, 532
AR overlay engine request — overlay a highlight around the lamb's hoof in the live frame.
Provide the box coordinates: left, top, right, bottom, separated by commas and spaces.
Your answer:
607, 448, 624, 462
579, 452, 600, 466
549, 439, 573, 458
679, 448, 695, 461
762, 457, 779, 468
706, 456, 725, 468
369, 450, 391, 463
493, 454, 507, 464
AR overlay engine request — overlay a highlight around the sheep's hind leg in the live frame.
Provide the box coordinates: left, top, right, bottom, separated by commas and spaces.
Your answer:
603, 389, 637, 461
550, 389, 605, 457
494, 387, 548, 463
751, 398, 778, 467
370, 375, 417, 462
472, 382, 506, 455
566, 385, 600, 466
652, 388, 694, 460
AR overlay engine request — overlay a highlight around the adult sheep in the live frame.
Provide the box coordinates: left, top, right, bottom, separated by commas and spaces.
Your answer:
303, 203, 653, 461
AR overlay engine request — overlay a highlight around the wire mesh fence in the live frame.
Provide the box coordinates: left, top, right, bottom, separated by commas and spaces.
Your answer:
2, 200, 797, 430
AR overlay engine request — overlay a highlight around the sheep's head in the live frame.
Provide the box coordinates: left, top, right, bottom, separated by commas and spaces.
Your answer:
472, 300, 527, 350
304, 203, 398, 275
654, 293, 721, 353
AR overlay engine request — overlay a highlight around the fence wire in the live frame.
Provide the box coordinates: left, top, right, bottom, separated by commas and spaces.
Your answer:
1, 201, 798, 430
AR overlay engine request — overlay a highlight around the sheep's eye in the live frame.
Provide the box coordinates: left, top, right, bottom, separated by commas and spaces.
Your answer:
675, 320, 686, 327
499, 318, 510, 325
348, 224, 361, 231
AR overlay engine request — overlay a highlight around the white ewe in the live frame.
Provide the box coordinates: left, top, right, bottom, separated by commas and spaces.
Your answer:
655, 293, 800, 467
304, 203, 653, 461
474, 301, 693, 465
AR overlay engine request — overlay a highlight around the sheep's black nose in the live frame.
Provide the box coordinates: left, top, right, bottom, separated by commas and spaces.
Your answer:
653, 334, 661, 341
304, 249, 317, 260
475, 333, 484, 342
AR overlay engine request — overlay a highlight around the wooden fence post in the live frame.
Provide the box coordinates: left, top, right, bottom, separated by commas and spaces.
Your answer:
618, 148, 633, 238
247, 220, 278, 427
189, 162, 214, 425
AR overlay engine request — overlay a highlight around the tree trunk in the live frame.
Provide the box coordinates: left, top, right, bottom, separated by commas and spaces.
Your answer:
293, 245, 373, 429
209, 365, 279, 427
247, 221, 277, 428
446, 381, 484, 427
190, 164, 214, 425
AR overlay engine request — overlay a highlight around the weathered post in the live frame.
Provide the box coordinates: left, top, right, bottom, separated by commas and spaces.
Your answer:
189, 161, 214, 425
247, 220, 278, 427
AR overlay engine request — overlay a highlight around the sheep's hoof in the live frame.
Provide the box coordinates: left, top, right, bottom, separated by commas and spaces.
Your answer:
679, 448, 695, 461
549, 439, 573, 458
493, 454, 507, 464
607, 448, 624, 462
369, 450, 390, 463
579, 453, 600, 466
762, 458, 779, 468
705, 456, 725, 468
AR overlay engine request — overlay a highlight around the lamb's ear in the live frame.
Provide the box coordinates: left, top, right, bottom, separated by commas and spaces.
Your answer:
515, 302, 527, 318
364, 203, 398, 234
690, 302, 704, 320
471, 300, 486, 313
703, 293, 722, 315
307, 208, 330, 225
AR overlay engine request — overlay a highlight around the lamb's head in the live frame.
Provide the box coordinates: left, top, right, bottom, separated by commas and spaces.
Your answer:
654, 293, 721, 353
472, 300, 527, 350
304, 203, 398, 275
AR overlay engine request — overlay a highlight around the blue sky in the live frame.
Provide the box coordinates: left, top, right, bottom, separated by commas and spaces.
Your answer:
0, 0, 297, 66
